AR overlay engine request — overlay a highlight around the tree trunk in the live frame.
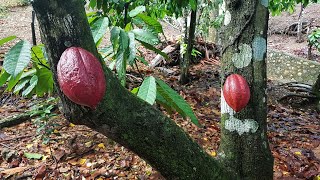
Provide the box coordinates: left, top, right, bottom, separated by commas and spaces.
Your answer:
218, 0, 274, 179
31, 0, 237, 179
180, 8, 197, 85
296, 3, 304, 43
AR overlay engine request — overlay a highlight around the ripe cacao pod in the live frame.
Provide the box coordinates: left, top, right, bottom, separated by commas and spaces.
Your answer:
57, 47, 106, 109
223, 74, 250, 112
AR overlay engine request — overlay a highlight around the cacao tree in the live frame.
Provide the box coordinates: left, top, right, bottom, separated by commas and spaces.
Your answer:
218, 0, 273, 178
31, 0, 273, 179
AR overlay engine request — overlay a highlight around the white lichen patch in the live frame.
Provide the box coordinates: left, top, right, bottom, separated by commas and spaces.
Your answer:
225, 116, 259, 135
231, 44, 252, 68
252, 36, 266, 61
261, 0, 269, 7
224, 10, 231, 26
221, 90, 235, 116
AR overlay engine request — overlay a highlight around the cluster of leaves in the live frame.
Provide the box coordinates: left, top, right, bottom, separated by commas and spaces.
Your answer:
86, 2, 200, 125
308, 29, 320, 51
0, 37, 53, 97
269, 0, 320, 16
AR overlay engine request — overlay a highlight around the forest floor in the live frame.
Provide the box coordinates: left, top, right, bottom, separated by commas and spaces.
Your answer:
0, 2, 320, 180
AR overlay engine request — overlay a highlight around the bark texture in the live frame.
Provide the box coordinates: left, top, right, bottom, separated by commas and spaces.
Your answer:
218, 0, 274, 179
32, 0, 237, 179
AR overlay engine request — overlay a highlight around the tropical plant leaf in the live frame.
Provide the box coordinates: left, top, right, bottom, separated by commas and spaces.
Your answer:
36, 68, 53, 96
13, 77, 30, 94
129, 6, 146, 17
0, 36, 16, 46
136, 13, 163, 34
91, 17, 109, 45
131, 29, 159, 45
127, 32, 136, 66
0, 69, 10, 87
138, 41, 169, 60
137, 76, 156, 105
3, 40, 31, 77
89, 0, 97, 9
155, 92, 174, 115
6, 71, 23, 91
22, 75, 38, 97
155, 78, 200, 126
110, 26, 121, 51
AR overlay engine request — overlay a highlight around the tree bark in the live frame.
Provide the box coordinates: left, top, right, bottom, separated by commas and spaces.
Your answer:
218, 0, 274, 179
31, 0, 237, 179
180, 8, 197, 85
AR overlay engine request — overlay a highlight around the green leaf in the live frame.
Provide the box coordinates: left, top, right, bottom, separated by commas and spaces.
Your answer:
36, 68, 53, 96
20, 68, 36, 80
22, 75, 38, 97
3, 40, 31, 77
24, 152, 43, 160
136, 14, 163, 34
91, 17, 109, 45
131, 29, 159, 45
0, 69, 11, 87
155, 92, 174, 115
136, 56, 148, 65
110, 26, 120, 51
89, 0, 97, 9
13, 77, 30, 94
131, 87, 139, 94
189, 0, 197, 10
0, 36, 16, 46
137, 76, 156, 105
138, 41, 169, 60
127, 32, 136, 65
155, 78, 200, 126
129, 6, 146, 17
6, 71, 23, 91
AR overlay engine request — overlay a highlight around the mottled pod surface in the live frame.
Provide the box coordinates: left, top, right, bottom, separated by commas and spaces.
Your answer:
57, 47, 106, 109
223, 74, 250, 112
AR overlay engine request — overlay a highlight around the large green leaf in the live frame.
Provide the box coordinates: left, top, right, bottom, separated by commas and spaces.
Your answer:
110, 26, 120, 51
129, 6, 146, 17
137, 76, 156, 105
138, 41, 169, 60
136, 14, 163, 34
13, 77, 30, 94
6, 71, 23, 91
127, 32, 136, 65
0, 69, 10, 87
3, 40, 31, 77
155, 92, 174, 115
156, 78, 200, 126
91, 17, 109, 45
0, 36, 16, 46
36, 68, 54, 96
22, 75, 38, 97
131, 29, 159, 45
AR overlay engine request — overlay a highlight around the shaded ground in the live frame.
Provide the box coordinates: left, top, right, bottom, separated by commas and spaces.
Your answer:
0, 3, 320, 180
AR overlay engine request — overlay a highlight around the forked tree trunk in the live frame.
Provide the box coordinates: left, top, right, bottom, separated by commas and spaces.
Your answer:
31, 0, 236, 179
218, 0, 274, 179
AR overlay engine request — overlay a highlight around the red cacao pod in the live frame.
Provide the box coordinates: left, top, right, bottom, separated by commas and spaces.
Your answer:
57, 47, 106, 109
223, 74, 250, 112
